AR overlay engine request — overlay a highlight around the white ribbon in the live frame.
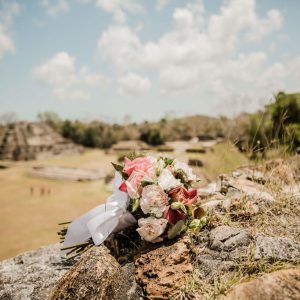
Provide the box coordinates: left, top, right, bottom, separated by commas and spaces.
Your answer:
62, 172, 136, 255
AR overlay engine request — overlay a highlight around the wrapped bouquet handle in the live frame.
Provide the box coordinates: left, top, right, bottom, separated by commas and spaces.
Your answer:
62, 172, 136, 256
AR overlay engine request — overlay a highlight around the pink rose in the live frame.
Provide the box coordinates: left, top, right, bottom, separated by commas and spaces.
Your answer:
140, 185, 169, 217
125, 170, 146, 199
123, 156, 156, 177
137, 217, 168, 243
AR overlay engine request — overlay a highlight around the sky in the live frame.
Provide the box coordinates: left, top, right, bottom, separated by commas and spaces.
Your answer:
0, 0, 300, 123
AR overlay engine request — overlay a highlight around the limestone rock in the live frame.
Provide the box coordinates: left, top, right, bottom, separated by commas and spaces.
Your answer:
254, 234, 300, 262
198, 182, 218, 197
201, 197, 231, 213
0, 244, 67, 300
222, 268, 300, 300
196, 254, 235, 282
51, 246, 141, 300
217, 174, 274, 204
232, 167, 266, 184
210, 226, 252, 252
135, 239, 193, 298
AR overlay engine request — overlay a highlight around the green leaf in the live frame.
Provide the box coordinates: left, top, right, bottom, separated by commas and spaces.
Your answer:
141, 180, 155, 187
170, 202, 187, 214
130, 198, 140, 213
111, 162, 124, 172
188, 217, 207, 232
168, 220, 187, 239
187, 205, 194, 218
164, 157, 174, 165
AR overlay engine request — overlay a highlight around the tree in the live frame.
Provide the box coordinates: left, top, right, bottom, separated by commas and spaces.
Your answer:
140, 127, 165, 146
37, 111, 61, 130
267, 92, 300, 147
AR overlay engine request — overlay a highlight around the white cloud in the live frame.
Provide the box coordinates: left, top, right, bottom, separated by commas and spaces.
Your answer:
0, 0, 20, 58
156, 0, 171, 11
97, 0, 290, 113
118, 72, 151, 95
79, 66, 108, 86
80, 0, 143, 23
97, 25, 142, 70
33, 52, 107, 101
40, 0, 70, 17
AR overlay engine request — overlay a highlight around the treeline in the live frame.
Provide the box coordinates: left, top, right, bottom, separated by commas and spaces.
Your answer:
38, 112, 229, 149
37, 92, 300, 155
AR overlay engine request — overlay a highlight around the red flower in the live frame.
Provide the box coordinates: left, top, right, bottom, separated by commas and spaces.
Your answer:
163, 206, 185, 225
168, 186, 197, 205
119, 181, 127, 192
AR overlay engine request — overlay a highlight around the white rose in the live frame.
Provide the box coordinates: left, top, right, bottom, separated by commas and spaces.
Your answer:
158, 168, 182, 191
137, 217, 168, 243
174, 160, 197, 182
140, 185, 168, 217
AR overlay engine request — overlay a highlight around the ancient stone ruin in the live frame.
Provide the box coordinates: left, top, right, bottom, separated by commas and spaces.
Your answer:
0, 122, 83, 161
29, 166, 105, 181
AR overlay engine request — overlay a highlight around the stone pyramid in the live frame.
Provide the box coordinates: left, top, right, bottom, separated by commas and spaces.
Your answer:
0, 122, 83, 160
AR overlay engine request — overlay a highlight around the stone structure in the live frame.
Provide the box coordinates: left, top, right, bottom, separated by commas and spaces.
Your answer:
0, 122, 83, 160
110, 140, 152, 153
29, 166, 105, 181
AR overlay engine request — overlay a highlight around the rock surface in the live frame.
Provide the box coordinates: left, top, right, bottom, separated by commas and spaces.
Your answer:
223, 268, 300, 300
210, 226, 251, 252
51, 246, 141, 300
135, 239, 193, 298
0, 244, 67, 300
217, 174, 274, 203
254, 234, 300, 262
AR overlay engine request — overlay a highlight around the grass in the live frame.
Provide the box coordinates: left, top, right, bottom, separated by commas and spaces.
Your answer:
0, 150, 117, 260
174, 242, 299, 300
188, 142, 249, 183
174, 156, 300, 299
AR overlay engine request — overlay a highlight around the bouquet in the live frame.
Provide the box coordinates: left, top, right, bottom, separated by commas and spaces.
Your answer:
113, 155, 206, 242
59, 154, 206, 259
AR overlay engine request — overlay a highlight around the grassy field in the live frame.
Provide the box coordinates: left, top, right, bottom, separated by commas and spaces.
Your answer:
0, 150, 118, 260
0, 143, 248, 260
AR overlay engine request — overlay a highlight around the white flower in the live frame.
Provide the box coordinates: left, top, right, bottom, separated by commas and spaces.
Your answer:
158, 168, 182, 191
137, 217, 168, 243
140, 185, 168, 217
174, 160, 197, 182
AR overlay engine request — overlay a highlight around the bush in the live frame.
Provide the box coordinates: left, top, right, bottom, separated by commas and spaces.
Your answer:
140, 127, 165, 146
245, 92, 300, 156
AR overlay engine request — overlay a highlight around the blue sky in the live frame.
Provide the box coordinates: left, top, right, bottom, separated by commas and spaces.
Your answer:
0, 0, 300, 123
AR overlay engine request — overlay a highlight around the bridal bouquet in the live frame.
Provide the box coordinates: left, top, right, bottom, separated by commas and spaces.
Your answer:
114, 155, 205, 242
60, 155, 206, 259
